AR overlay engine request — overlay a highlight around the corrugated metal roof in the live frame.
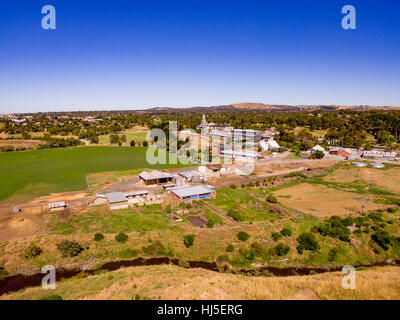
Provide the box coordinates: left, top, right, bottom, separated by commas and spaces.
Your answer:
105, 192, 128, 204
123, 190, 149, 197
139, 170, 173, 180
171, 185, 214, 198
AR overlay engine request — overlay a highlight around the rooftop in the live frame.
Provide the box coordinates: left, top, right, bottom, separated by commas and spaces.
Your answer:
48, 201, 66, 209
139, 170, 173, 180
170, 185, 215, 198
104, 192, 128, 204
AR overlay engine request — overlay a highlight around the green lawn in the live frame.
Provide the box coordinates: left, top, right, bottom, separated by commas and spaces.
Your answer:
0, 146, 187, 202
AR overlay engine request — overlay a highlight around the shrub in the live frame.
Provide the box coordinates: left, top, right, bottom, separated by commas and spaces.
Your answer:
315, 216, 351, 242
251, 242, 269, 258
21, 243, 43, 259
387, 207, 396, 213
237, 231, 250, 242
280, 227, 292, 237
130, 140, 136, 147
341, 216, 354, 227
38, 294, 63, 300
115, 232, 128, 243
371, 229, 391, 251
0, 267, 8, 280
239, 248, 255, 261
266, 195, 278, 204
230, 184, 237, 189
271, 232, 283, 242
296, 232, 319, 254
226, 244, 234, 252
206, 219, 215, 228
328, 248, 338, 262
227, 209, 244, 222
184, 234, 195, 248
273, 243, 290, 256
142, 241, 167, 256
94, 233, 104, 241
368, 211, 384, 223
56, 240, 83, 258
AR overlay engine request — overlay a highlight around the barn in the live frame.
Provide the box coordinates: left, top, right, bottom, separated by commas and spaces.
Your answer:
139, 170, 174, 185
170, 185, 216, 203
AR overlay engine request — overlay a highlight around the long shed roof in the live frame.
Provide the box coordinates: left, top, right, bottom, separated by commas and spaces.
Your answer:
170, 185, 215, 198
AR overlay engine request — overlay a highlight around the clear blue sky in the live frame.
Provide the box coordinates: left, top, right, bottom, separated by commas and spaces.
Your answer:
0, 0, 399, 113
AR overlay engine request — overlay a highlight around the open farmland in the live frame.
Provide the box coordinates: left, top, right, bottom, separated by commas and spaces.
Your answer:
324, 164, 400, 195
273, 183, 389, 217
0, 146, 187, 203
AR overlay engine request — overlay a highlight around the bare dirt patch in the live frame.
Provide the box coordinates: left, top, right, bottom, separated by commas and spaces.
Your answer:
274, 183, 388, 217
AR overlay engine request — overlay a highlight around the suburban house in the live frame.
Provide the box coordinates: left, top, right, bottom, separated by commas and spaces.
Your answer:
170, 185, 216, 203
311, 145, 326, 152
139, 170, 174, 185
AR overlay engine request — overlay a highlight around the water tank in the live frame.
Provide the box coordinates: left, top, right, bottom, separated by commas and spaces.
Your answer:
370, 163, 385, 169
352, 162, 367, 167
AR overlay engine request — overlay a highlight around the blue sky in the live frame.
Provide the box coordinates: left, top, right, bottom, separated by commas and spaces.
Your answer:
0, 0, 399, 113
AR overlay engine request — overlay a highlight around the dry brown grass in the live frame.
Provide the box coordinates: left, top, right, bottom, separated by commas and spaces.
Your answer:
2, 264, 400, 300
274, 183, 388, 217
0, 140, 42, 148
325, 167, 400, 194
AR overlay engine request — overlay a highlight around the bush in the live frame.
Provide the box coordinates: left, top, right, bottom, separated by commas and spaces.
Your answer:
273, 243, 290, 256
94, 233, 104, 241
38, 294, 63, 300
142, 241, 167, 256
315, 216, 351, 242
266, 195, 278, 203
328, 248, 338, 262
239, 248, 255, 261
230, 184, 237, 189
206, 219, 215, 228
226, 244, 234, 252
130, 140, 136, 147
237, 231, 250, 242
21, 243, 43, 259
280, 228, 292, 237
0, 267, 8, 280
56, 240, 83, 258
184, 234, 195, 248
271, 232, 283, 242
227, 209, 245, 222
371, 229, 391, 251
115, 232, 128, 243
296, 232, 319, 254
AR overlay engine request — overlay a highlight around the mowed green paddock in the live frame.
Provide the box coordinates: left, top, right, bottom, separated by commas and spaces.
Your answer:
0, 146, 187, 202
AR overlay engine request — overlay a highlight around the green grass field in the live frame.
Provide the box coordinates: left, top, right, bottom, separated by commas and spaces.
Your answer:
0, 146, 187, 203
